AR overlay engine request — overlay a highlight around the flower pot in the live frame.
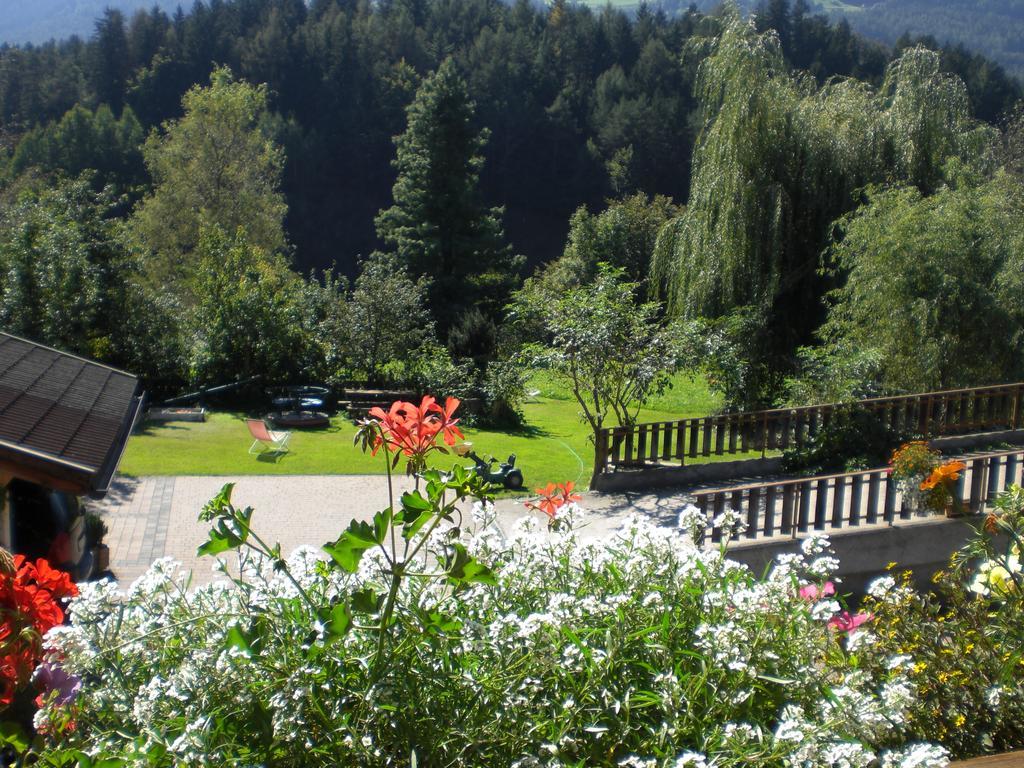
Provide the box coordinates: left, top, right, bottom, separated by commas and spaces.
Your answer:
944, 501, 966, 518
94, 543, 110, 573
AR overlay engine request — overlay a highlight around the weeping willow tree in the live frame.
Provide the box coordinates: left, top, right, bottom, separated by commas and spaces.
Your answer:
877, 47, 992, 193
651, 5, 987, 406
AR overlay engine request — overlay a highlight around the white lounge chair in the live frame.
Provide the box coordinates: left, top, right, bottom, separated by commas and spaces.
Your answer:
246, 419, 291, 455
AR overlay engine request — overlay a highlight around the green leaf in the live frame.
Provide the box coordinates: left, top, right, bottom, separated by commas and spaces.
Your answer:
327, 602, 352, 638
350, 587, 382, 614
196, 520, 244, 557
196, 497, 253, 557
373, 507, 393, 544
446, 542, 497, 586
422, 610, 462, 635
199, 482, 236, 522
0, 721, 29, 752
401, 491, 432, 513
323, 519, 378, 572
225, 625, 251, 654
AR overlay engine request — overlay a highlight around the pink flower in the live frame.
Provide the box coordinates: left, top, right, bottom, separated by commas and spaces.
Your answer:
828, 610, 872, 634
799, 581, 836, 601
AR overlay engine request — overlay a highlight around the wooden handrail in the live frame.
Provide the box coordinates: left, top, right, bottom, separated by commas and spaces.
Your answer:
689, 448, 1024, 542
694, 447, 1024, 499
692, 467, 889, 497
594, 382, 1024, 478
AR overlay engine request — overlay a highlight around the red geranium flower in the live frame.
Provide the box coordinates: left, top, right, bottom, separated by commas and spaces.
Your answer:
362, 395, 462, 472
525, 481, 581, 519
0, 553, 77, 710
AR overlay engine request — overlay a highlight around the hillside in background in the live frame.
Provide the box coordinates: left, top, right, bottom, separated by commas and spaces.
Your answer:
572, 0, 1024, 81
1, 0, 181, 45
9, 0, 1024, 82
810, 0, 1024, 79
1, 0, 1020, 277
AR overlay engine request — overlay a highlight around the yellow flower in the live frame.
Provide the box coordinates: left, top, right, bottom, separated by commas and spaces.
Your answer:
920, 460, 965, 491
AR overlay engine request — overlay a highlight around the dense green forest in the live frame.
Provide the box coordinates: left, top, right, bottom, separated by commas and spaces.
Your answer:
1, 0, 1023, 414
2, 0, 1019, 275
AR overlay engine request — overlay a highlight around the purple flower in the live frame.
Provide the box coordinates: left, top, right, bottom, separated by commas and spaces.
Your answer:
33, 661, 81, 706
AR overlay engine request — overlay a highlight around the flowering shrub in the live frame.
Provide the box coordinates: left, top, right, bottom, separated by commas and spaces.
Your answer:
889, 442, 940, 511
19, 398, 1007, 765
0, 551, 77, 707
859, 484, 1024, 758
32, 508, 955, 767
31, 389, 954, 767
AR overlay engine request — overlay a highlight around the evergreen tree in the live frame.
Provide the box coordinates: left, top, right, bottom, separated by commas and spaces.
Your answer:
89, 9, 130, 113
375, 57, 522, 334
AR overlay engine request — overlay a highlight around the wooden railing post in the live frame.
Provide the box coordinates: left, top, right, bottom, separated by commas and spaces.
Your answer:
594, 428, 609, 476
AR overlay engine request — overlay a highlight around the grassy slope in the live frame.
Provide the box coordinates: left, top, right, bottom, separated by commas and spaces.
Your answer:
120, 371, 742, 490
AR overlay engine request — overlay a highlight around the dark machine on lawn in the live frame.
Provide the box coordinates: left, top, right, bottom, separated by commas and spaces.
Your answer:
455, 443, 524, 490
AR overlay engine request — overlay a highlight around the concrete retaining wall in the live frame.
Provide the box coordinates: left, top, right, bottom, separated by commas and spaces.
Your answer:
725, 516, 986, 595
592, 457, 784, 492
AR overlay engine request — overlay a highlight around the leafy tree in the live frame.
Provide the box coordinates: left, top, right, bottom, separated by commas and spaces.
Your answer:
820, 173, 1024, 392
188, 225, 305, 387
0, 175, 128, 359
294, 269, 350, 385
345, 251, 434, 385
559, 192, 680, 288
996, 102, 1024, 180
375, 57, 522, 333
524, 265, 677, 483
651, 8, 987, 406
673, 307, 783, 412
509, 192, 680, 344
128, 67, 288, 291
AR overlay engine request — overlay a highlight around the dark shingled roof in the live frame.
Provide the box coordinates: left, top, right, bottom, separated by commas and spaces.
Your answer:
0, 333, 143, 497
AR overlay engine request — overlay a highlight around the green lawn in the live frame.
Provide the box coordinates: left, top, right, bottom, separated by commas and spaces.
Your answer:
120, 372, 737, 490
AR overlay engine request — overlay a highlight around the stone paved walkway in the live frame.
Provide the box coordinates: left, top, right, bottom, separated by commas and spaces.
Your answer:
93, 474, 703, 585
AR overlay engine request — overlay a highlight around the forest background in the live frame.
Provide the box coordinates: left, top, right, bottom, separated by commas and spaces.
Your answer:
1, 0, 1024, 420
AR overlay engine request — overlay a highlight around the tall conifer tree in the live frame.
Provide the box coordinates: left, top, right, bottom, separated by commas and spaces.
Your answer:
375, 58, 522, 334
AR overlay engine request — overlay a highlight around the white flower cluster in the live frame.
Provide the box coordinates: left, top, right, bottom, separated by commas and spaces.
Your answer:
39, 501, 949, 767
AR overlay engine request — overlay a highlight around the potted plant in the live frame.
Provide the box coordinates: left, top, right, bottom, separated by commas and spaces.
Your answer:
889, 441, 939, 515
83, 512, 109, 574
920, 459, 967, 517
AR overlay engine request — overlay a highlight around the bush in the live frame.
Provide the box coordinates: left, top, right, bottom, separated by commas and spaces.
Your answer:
448, 307, 498, 367
480, 359, 528, 428
858, 486, 1024, 757
36, 511, 950, 767
24, 402, 1020, 766
405, 342, 476, 403
781, 406, 906, 475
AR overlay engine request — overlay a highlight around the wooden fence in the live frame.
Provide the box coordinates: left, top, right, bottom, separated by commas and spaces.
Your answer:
595, 382, 1024, 476
690, 448, 1024, 543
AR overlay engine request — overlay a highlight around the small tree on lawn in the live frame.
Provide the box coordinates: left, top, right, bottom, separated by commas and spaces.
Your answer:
346, 251, 434, 384
523, 265, 677, 483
